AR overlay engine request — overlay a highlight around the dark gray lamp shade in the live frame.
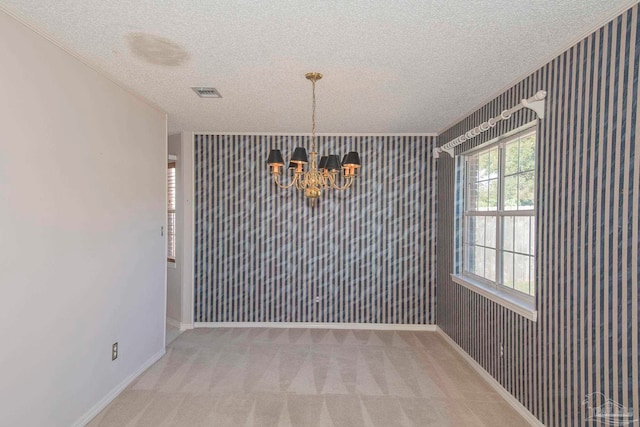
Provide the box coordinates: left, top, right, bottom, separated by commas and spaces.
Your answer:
341, 155, 348, 166
267, 149, 284, 165
326, 154, 341, 171
291, 147, 309, 164
343, 151, 361, 167
318, 156, 328, 170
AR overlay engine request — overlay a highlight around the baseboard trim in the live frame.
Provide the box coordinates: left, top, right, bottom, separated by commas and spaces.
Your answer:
194, 322, 437, 331
72, 348, 166, 427
436, 327, 544, 427
167, 317, 194, 331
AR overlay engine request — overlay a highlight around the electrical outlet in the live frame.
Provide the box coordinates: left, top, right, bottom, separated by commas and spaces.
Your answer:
112, 342, 118, 361
315, 296, 320, 303
500, 343, 504, 358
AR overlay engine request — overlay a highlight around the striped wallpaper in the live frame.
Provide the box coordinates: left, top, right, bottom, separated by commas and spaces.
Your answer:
437, 5, 640, 427
194, 134, 437, 324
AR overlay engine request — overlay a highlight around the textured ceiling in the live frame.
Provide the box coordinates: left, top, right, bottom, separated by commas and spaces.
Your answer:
0, 0, 637, 134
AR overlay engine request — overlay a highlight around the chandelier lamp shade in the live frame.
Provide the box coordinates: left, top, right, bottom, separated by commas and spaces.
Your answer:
267, 72, 361, 201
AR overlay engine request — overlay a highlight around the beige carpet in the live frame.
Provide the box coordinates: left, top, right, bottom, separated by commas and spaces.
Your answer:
88, 328, 529, 426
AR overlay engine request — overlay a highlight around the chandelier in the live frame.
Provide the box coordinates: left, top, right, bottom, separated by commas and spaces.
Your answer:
266, 72, 361, 202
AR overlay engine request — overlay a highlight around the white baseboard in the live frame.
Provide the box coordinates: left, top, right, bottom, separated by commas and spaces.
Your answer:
72, 348, 166, 427
180, 322, 194, 331
167, 317, 194, 331
436, 327, 544, 427
194, 321, 437, 332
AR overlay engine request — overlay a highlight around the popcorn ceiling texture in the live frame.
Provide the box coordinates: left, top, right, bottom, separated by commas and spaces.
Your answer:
0, 0, 637, 134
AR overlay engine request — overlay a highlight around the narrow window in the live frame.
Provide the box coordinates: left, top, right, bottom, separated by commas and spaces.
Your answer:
167, 161, 176, 263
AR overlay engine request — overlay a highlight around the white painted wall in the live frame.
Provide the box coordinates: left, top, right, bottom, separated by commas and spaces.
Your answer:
167, 134, 182, 323
0, 10, 167, 427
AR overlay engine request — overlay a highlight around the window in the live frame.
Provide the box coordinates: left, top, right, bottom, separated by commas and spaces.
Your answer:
167, 161, 176, 263
462, 127, 536, 300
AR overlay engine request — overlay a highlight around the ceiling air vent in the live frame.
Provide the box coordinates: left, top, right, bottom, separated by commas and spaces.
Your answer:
192, 87, 222, 98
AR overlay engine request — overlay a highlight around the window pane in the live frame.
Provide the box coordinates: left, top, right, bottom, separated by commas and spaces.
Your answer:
485, 216, 496, 248
503, 216, 514, 252
466, 158, 479, 211
514, 254, 530, 294
478, 152, 490, 180
530, 217, 536, 253
530, 257, 536, 296
464, 217, 472, 244
485, 248, 496, 281
487, 179, 498, 210
515, 216, 531, 254
518, 171, 535, 209
168, 167, 176, 210
467, 180, 478, 211
505, 141, 519, 175
488, 150, 499, 179
476, 217, 485, 246
466, 216, 485, 246
502, 251, 514, 288
477, 181, 489, 210
167, 163, 176, 261
465, 244, 475, 273
474, 246, 484, 277
168, 212, 176, 259
504, 175, 518, 210
518, 134, 536, 172
467, 156, 479, 178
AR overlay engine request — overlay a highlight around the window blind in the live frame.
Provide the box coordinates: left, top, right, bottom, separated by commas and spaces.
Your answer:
167, 162, 176, 262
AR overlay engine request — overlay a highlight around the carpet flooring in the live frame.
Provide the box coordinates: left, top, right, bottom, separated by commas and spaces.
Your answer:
87, 328, 529, 426
166, 323, 181, 346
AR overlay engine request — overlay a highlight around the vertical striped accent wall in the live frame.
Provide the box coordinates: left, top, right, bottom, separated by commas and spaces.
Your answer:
437, 5, 640, 426
194, 134, 437, 324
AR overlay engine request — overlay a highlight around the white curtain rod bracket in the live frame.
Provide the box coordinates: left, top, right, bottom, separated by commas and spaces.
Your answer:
433, 146, 454, 158
522, 93, 547, 119
434, 90, 547, 158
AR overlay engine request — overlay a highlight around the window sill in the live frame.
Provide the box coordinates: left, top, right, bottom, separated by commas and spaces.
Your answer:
451, 274, 537, 322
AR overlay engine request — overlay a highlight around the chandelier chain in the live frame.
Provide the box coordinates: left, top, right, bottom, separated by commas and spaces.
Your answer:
311, 78, 316, 153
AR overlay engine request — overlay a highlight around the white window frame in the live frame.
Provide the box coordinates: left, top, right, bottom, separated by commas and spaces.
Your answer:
452, 124, 538, 321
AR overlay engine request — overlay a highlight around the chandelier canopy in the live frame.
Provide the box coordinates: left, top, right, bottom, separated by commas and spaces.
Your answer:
267, 72, 361, 202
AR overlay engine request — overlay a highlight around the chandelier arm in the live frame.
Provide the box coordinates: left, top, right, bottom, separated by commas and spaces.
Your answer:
328, 174, 354, 190
295, 172, 307, 190
273, 173, 298, 189
321, 176, 331, 189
